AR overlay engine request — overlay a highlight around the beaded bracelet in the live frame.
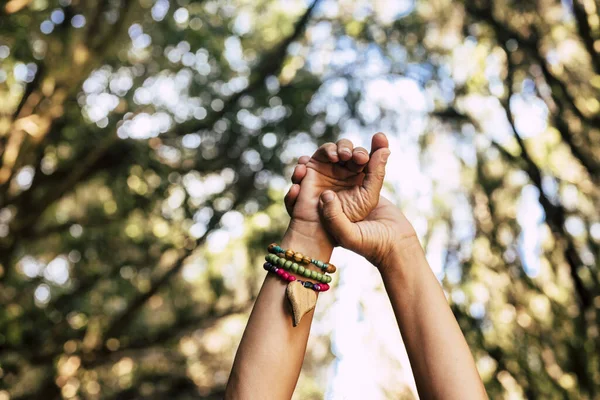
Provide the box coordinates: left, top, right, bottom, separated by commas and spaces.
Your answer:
263, 262, 330, 292
267, 243, 337, 273
265, 253, 332, 284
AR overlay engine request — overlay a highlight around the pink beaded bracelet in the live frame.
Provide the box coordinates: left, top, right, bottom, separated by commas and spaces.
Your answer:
264, 262, 330, 292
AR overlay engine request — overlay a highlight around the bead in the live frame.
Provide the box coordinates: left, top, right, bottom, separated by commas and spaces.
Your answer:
265, 255, 271, 262
284, 260, 293, 270
297, 266, 305, 275
263, 262, 270, 270
320, 283, 330, 291
277, 258, 286, 267
277, 269, 284, 276
294, 253, 304, 262
285, 250, 294, 259
326, 264, 336, 273
281, 272, 290, 280
273, 266, 279, 272
277, 253, 286, 259
291, 263, 299, 273
315, 260, 323, 268
268, 243, 277, 253
303, 281, 313, 289
288, 275, 296, 282
310, 270, 318, 280
302, 256, 311, 265
303, 269, 312, 278
275, 246, 283, 253
313, 284, 321, 291
325, 275, 332, 283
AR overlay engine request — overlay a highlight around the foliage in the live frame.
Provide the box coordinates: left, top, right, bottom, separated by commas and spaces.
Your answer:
1, 0, 599, 399
0, 0, 331, 398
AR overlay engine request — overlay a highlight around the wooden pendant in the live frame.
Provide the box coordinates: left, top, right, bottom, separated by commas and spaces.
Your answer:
286, 281, 317, 327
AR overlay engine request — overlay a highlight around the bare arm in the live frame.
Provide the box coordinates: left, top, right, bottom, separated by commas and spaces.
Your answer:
226, 136, 379, 398
318, 191, 487, 399
307, 133, 487, 399
379, 237, 487, 399
225, 222, 332, 399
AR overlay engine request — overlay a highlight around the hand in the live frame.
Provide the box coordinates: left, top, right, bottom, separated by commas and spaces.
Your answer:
286, 134, 418, 268
284, 134, 390, 243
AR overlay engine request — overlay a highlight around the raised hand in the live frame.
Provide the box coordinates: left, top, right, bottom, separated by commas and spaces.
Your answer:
285, 133, 389, 224
286, 134, 417, 268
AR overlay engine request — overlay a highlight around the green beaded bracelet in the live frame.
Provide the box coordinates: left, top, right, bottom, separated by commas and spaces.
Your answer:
266, 253, 330, 284
267, 243, 337, 274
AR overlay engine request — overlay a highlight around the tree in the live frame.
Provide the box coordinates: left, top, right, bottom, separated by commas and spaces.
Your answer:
2, 0, 599, 398
0, 1, 333, 398
427, 0, 600, 397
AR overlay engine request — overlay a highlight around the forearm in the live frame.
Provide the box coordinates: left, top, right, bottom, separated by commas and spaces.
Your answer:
225, 221, 333, 400
380, 237, 487, 400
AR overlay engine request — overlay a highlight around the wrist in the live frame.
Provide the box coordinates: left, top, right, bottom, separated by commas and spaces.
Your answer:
283, 219, 334, 263
279, 220, 334, 285
378, 235, 424, 278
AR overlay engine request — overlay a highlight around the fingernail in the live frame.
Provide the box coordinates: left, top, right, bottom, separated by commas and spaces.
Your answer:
322, 191, 334, 203
382, 151, 390, 162
340, 148, 351, 156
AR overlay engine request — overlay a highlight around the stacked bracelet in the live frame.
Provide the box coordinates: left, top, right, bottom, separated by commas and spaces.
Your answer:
265, 243, 335, 327
265, 253, 332, 284
267, 243, 336, 273
263, 262, 330, 292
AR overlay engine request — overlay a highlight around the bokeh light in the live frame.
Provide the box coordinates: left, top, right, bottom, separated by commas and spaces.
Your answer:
1, 0, 599, 398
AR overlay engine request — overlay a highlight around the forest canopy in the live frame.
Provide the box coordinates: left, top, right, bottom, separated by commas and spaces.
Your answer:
1, 0, 599, 399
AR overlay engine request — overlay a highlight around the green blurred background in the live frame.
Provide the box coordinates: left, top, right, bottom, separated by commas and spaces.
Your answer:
1, 0, 600, 398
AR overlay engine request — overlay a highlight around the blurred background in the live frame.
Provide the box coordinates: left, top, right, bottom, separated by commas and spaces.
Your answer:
1, 0, 599, 398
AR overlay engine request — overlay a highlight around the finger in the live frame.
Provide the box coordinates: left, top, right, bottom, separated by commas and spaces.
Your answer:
369, 132, 389, 156
285, 184, 301, 216
336, 139, 354, 162
297, 155, 310, 165
363, 132, 390, 202
345, 147, 369, 173
351, 147, 369, 165
312, 142, 339, 163
292, 164, 307, 184
319, 191, 360, 249
362, 147, 391, 206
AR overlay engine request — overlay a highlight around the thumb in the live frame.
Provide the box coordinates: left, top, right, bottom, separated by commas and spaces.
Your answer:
362, 148, 390, 205
319, 191, 360, 248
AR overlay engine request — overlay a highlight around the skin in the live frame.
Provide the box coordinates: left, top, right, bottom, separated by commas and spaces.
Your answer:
226, 135, 387, 399
226, 133, 487, 399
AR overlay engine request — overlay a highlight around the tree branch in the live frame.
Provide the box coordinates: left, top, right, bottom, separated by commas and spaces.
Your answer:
501, 45, 593, 310
571, 0, 600, 76
464, 1, 600, 179
100, 168, 258, 342
173, 0, 321, 136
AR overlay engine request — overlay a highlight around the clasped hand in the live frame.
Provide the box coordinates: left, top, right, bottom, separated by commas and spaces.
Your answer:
284, 133, 418, 269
